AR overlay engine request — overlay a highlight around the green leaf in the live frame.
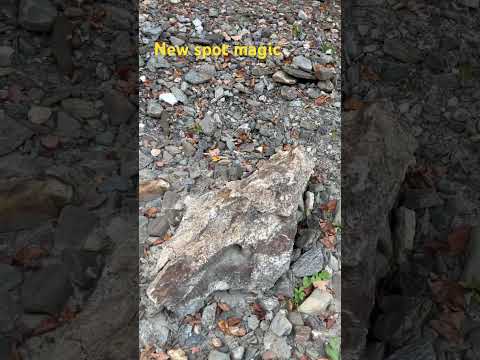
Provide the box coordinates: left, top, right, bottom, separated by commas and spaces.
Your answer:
325, 336, 341, 360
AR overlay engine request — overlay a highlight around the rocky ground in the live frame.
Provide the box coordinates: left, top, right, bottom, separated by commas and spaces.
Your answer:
344, 1, 480, 359
139, 1, 341, 359
1, 0, 138, 358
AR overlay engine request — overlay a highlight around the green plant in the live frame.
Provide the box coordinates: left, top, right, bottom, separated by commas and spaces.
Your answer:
325, 336, 341, 360
292, 23, 303, 39
320, 42, 336, 55
461, 279, 480, 304
191, 122, 203, 134
292, 270, 331, 306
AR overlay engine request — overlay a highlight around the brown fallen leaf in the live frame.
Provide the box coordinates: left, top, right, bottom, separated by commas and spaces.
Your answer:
315, 95, 331, 106
320, 199, 337, 213
430, 310, 464, 345
430, 278, 465, 311
251, 303, 266, 320
14, 246, 48, 266
313, 280, 329, 291
31, 317, 60, 336
217, 318, 246, 337
344, 97, 365, 111
150, 233, 172, 247
324, 315, 336, 329
144, 207, 160, 218
447, 225, 471, 256
319, 220, 336, 249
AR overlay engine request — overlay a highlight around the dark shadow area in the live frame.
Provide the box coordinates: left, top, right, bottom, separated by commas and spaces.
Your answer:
0, 0, 138, 358
343, 1, 480, 359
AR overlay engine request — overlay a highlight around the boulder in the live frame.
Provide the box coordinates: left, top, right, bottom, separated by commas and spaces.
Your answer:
147, 147, 314, 312
342, 103, 417, 359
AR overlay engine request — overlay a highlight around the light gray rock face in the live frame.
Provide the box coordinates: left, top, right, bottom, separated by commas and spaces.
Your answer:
147, 147, 314, 311
342, 104, 417, 360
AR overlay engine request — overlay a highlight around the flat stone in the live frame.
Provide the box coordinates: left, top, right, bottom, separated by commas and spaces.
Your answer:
159, 93, 178, 106
56, 111, 81, 137
314, 64, 336, 81
201, 302, 217, 330
139, 179, 170, 201
208, 350, 230, 360
270, 310, 292, 336
294, 325, 311, 344
200, 112, 215, 134
146, 100, 163, 118
22, 264, 72, 314
383, 39, 422, 63
139, 151, 153, 169
282, 65, 316, 80
139, 315, 170, 350
298, 289, 333, 315
263, 331, 292, 359
184, 70, 212, 84
385, 340, 435, 360
28, 106, 52, 124
55, 205, 97, 250
61, 98, 98, 119
0, 112, 33, 155
403, 189, 444, 209
292, 55, 313, 72
19, 0, 57, 32
147, 147, 314, 310
272, 71, 296, 85
148, 216, 170, 238
292, 247, 324, 277
0, 46, 14, 67
104, 90, 135, 125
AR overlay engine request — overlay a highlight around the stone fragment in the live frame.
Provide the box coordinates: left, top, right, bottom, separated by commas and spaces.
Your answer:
184, 70, 212, 84
28, 106, 52, 124
392, 207, 416, 262
403, 189, 443, 209
263, 331, 291, 359
283, 65, 316, 80
147, 101, 163, 118
104, 90, 135, 125
292, 247, 324, 277
270, 310, 292, 336
383, 39, 422, 63
272, 71, 296, 85
147, 147, 314, 311
293, 55, 313, 72
159, 93, 178, 106
51, 16, 73, 75
22, 264, 72, 314
0, 112, 33, 155
0, 46, 14, 67
298, 289, 333, 315
294, 325, 311, 344
55, 206, 97, 250
208, 350, 229, 360
139, 179, 170, 201
139, 315, 169, 349
19, 0, 57, 32
463, 226, 480, 283
314, 64, 336, 81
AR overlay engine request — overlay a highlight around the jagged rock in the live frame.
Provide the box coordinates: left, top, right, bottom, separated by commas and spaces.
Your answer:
342, 103, 417, 360
147, 147, 314, 312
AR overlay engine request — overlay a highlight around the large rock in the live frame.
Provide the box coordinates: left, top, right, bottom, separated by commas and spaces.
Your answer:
342, 103, 417, 359
19, 0, 57, 32
147, 147, 314, 311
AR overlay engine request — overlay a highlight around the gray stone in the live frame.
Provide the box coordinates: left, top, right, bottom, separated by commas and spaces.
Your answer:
393, 207, 416, 262
385, 340, 435, 360
22, 264, 72, 314
55, 205, 97, 250
19, 0, 57, 32
383, 39, 422, 63
147, 100, 163, 118
0, 264, 22, 292
231, 346, 245, 360
459, 0, 479, 7
272, 71, 296, 85
0, 112, 33, 155
282, 66, 316, 80
28, 106, 52, 124
139, 315, 170, 350
56, 111, 81, 137
314, 64, 336, 81
247, 315, 260, 330
342, 104, 417, 359
159, 93, 178, 106
463, 226, 480, 283
292, 247, 324, 277
171, 87, 188, 104
298, 289, 333, 315
208, 350, 229, 360
270, 310, 292, 337
292, 55, 313, 72
200, 112, 215, 134
0, 46, 14, 67
403, 189, 444, 209
201, 302, 217, 330
147, 147, 314, 310
0, 290, 17, 333
147, 216, 170, 238
61, 98, 98, 119
184, 70, 212, 84
104, 90, 135, 125
287, 312, 304, 326
263, 331, 291, 359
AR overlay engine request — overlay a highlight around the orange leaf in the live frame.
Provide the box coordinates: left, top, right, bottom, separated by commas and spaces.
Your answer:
144, 207, 160, 218
251, 303, 266, 320
315, 95, 331, 106
320, 199, 337, 212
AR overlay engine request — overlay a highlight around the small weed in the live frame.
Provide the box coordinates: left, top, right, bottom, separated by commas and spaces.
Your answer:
325, 336, 341, 360
191, 122, 203, 134
292, 23, 303, 39
292, 270, 331, 306
320, 42, 336, 55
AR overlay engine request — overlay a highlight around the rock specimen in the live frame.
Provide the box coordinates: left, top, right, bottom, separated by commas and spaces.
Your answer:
147, 147, 314, 311
342, 103, 417, 359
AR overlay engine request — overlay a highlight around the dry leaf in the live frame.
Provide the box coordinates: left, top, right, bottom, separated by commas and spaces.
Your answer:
320, 199, 337, 212
251, 303, 266, 320
218, 303, 231, 312
144, 207, 160, 218
315, 95, 331, 106
14, 246, 48, 266
344, 97, 365, 111
430, 279, 465, 311
430, 311, 464, 344
447, 225, 471, 256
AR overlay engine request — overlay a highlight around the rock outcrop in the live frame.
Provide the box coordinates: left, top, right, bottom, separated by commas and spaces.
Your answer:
342, 103, 417, 359
147, 146, 315, 312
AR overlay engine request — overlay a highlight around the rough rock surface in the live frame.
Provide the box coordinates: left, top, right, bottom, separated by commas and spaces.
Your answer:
342, 103, 417, 359
148, 147, 314, 310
